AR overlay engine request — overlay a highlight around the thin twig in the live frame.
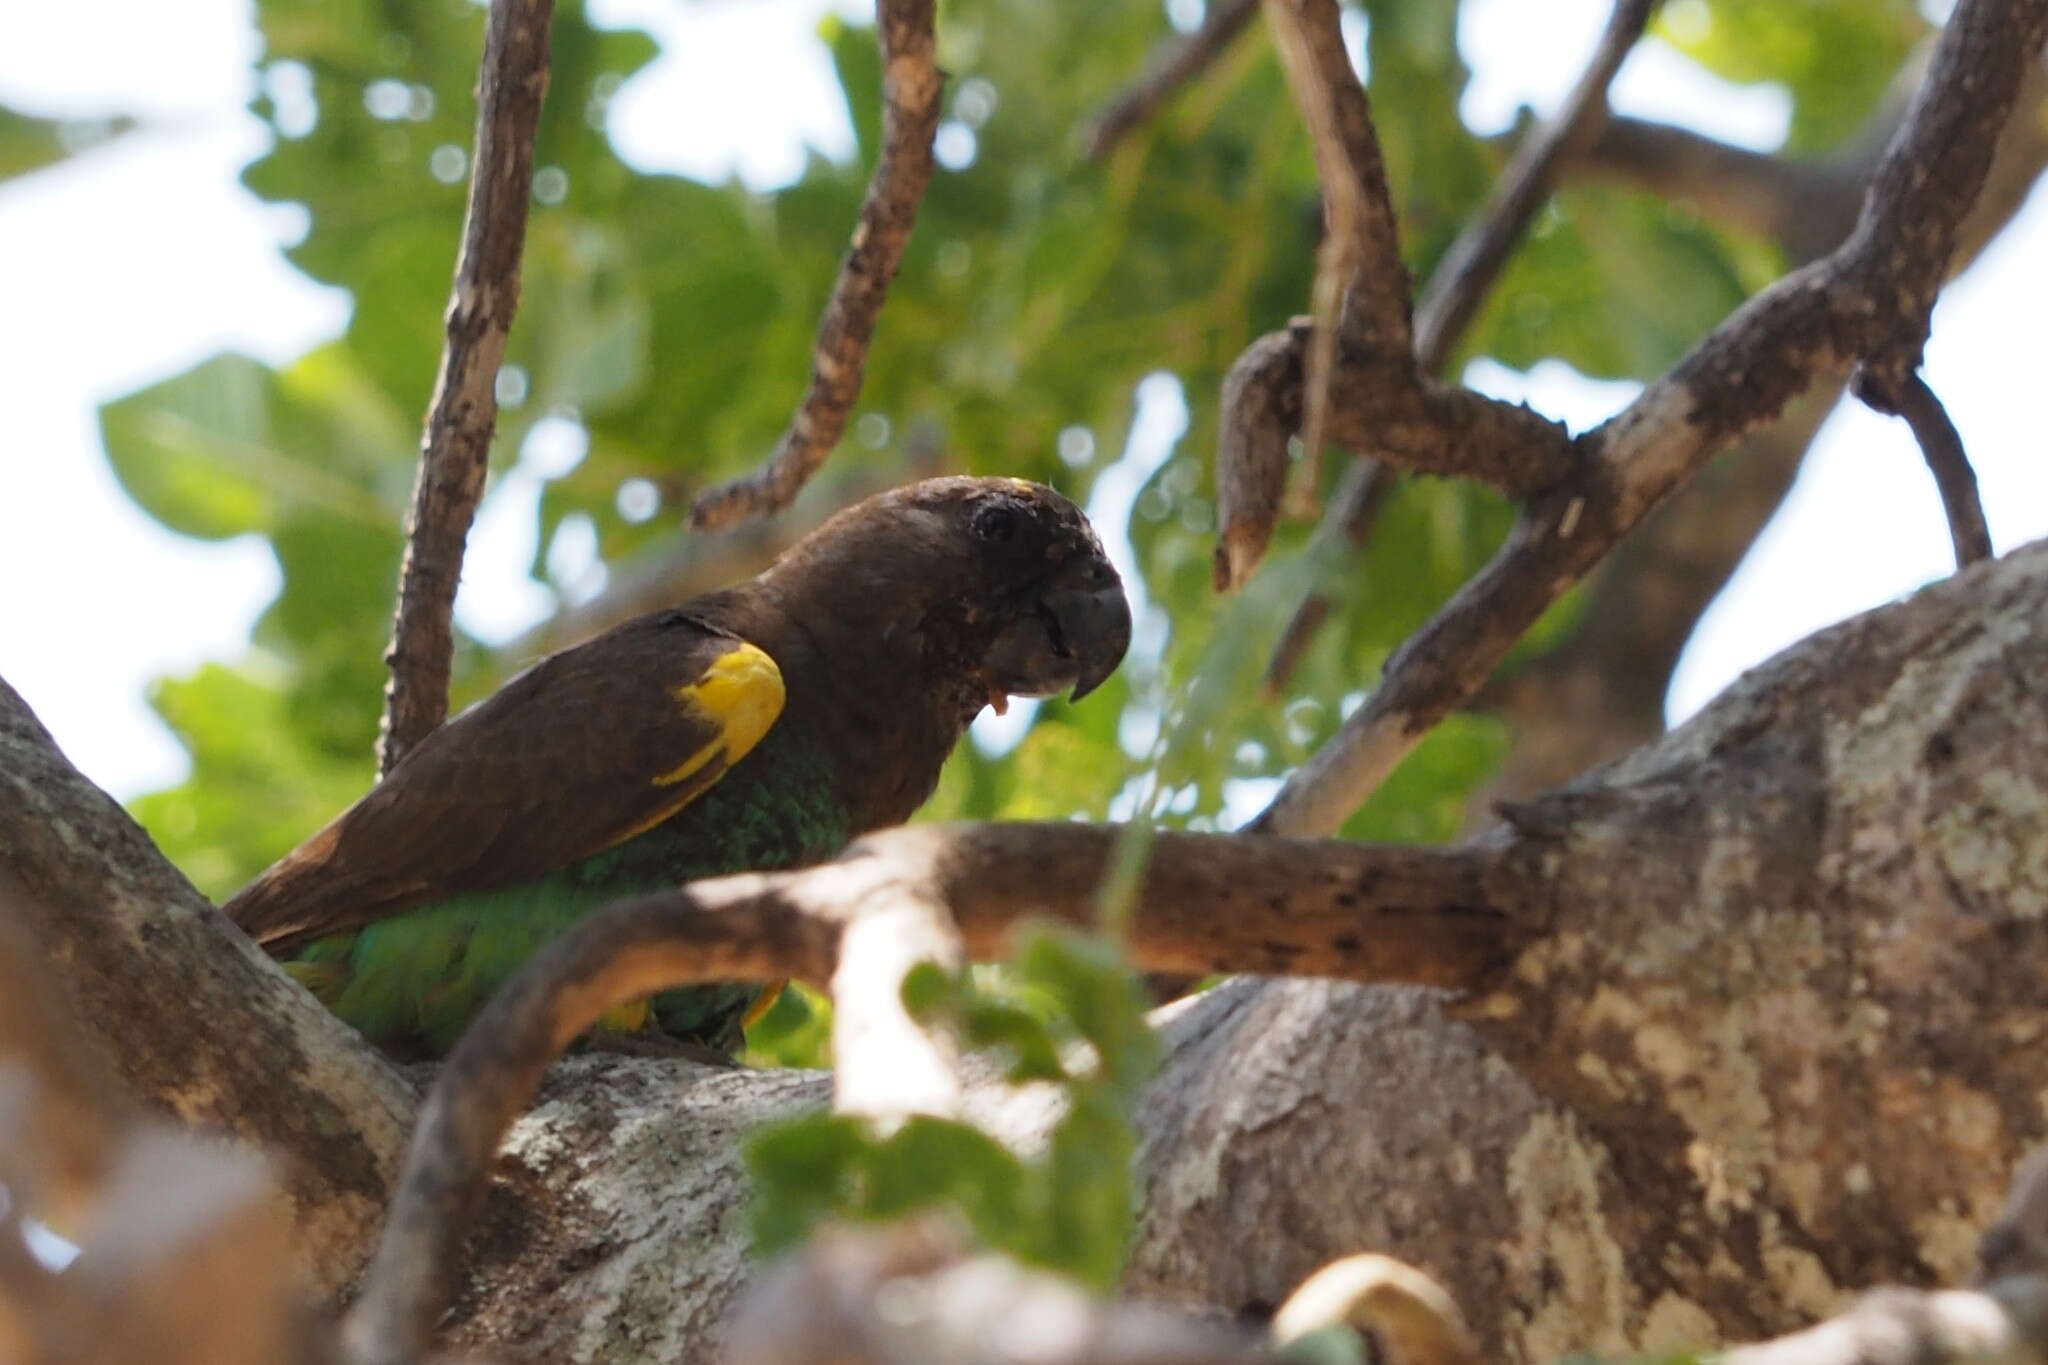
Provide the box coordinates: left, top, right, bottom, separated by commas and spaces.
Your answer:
1855, 369, 1994, 569
1413, 0, 1658, 372
1082, 0, 1261, 162
1264, 458, 1394, 693
690, 0, 941, 531
1249, 0, 2048, 838
1261, 0, 1414, 505
341, 820, 1523, 1364
376, 0, 555, 776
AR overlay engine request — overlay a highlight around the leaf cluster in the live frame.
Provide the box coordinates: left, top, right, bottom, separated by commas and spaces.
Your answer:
745, 928, 1159, 1291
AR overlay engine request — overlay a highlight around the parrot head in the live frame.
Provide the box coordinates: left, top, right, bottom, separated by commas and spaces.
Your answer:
768, 476, 1133, 713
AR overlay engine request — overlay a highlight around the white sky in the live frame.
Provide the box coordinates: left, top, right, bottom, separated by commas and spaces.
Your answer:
0, 0, 2042, 802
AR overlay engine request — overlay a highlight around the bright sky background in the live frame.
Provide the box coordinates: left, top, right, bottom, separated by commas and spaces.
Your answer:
1, 0, 2043, 805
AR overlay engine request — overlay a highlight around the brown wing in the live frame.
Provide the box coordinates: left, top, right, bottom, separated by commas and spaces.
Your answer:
221, 611, 785, 954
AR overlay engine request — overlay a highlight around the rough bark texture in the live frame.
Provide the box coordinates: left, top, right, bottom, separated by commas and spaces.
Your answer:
1138, 538, 2048, 1361
0, 679, 418, 1296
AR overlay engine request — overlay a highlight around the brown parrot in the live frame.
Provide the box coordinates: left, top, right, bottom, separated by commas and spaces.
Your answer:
222, 477, 1131, 1057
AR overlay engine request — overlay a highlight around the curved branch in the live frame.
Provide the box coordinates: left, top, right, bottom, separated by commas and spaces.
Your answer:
1251, 0, 2048, 838
1257, 0, 1654, 665
343, 822, 1526, 1363
1856, 370, 1993, 569
378, 0, 555, 774
1261, 0, 1413, 504
690, 0, 941, 531
0, 677, 416, 1296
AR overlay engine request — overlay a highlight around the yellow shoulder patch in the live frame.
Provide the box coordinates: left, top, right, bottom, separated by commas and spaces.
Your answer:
654, 642, 786, 787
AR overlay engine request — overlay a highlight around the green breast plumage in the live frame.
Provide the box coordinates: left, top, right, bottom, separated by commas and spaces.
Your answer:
292, 731, 849, 1055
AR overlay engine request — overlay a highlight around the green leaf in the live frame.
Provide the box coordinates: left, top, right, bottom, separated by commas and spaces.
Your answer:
743, 1112, 868, 1255
1664, 0, 1924, 154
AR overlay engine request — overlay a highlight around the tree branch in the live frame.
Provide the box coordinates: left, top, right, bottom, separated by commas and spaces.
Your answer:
342, 822, 1524, 1363
1855, 370, 1993, 569
689, 0, 941, 531
1250, 0, 2048, 838
377, 0, 554, 775
1222, 0, 1639, 594
0, 677, 416, 1296
1256, 0, 1654, 669
1472, 41, 2048, 806
0, 902, 317, 1365
1083, 0, 1261, 162
1260, 0, 1413, 502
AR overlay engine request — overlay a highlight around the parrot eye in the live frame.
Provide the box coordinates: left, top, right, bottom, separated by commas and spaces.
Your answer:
971, 505, 1019, 543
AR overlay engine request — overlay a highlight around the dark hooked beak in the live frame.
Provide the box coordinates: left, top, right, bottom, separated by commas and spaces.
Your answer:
983, 553, 1133, 704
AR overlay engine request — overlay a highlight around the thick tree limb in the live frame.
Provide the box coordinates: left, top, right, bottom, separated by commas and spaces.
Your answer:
690, 0, 941, 531
0, 917, 319, 1365
1083, 0, 1261, 162
343, 824, 1523, 1363
1250, 0, 2048, 838
1855, 370, 1993, 569
0, 677, 416, 1296
377, 0, 554, 775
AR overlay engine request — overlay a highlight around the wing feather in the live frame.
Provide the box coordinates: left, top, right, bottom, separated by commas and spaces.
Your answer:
222, 614, 785, 953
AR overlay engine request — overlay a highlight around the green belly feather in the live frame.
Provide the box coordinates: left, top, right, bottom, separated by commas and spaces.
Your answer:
293, 734, 849, 1056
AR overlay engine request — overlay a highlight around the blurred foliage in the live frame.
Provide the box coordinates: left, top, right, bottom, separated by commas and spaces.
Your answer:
0, 105, 132, 181
96, 2, 1921, 927
1658, 0, 1925, 155
747, 928, 1158, 1289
